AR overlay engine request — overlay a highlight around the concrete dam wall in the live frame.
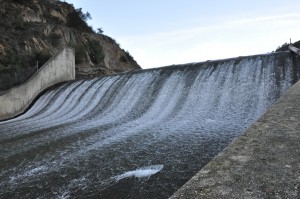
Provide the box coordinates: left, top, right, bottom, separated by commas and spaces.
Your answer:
0, 47, 75, 120
0, 51, 299, 198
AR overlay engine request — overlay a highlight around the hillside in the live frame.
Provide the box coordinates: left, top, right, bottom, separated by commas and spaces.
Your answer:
0, 0, 141, 90
275, 40, 300, 52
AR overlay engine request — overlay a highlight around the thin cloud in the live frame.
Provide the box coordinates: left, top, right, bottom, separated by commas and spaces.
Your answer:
122, 13, 300, 42
228, 13, 300, 25
119, 13, 300, 68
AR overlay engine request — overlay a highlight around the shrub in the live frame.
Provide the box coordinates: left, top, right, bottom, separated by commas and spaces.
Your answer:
119, 50, 136, 64
87, 40, 104, 64
76, 8, 91, 21
34, 50, 51, 67
12, 0, 38, 11
1, 51, 34, 69
275, 43, 289, 52
125, 50, 134, 62
0, 63, 10, 72
49, 33, 61, 47
119, 55, 128, 63
0, 50, 51, 70
66, 8, 93, 33
14, 16, 32, 31
13, 0, 32, 4
97, 28, 104, 34
72, 43, 86, 64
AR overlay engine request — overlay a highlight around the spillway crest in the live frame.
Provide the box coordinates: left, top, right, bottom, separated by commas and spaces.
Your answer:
0, 52, 299, 198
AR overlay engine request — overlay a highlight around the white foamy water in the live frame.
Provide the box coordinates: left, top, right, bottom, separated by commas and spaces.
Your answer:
0, 52, 299, 198
112, 165, 164, 181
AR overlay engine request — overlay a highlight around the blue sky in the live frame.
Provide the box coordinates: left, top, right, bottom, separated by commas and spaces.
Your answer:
65, 0, 300, 68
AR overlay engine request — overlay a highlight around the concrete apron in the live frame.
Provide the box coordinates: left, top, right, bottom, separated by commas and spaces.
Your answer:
170, 80, 300, 199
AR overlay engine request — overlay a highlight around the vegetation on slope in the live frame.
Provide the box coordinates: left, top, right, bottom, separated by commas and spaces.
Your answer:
0, 0, 140, 90
275, 40, 300, 52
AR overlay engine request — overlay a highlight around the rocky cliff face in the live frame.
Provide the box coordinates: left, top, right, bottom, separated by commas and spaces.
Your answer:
0, 0, 141, 90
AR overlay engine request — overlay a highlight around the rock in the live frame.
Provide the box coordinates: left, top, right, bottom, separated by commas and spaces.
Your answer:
0, 0, 141, 90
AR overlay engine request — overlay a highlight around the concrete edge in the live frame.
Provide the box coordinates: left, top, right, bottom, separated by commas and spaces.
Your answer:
170, 80, 300, 198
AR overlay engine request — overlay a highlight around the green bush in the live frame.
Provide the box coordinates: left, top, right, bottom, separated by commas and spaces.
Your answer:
119, 55, 128, 63
72, 43, 86, 64
276, 43, 289, 52
35, 50, 51, 67
14, 16, 32, 31
125, 50, 134, 62
275, 40, 300, 52
87, 40, 104, 64
0, 63, 8, 72
71, 41, 104, 65
97, 28, 104, 34
66, 8, 93, 33
12, 0, 38, 11
119, 51, 136, 64
0, 50, 51, 70
1, 51, 33, 69
13, 0, 32, 4
49, 33, 61, 47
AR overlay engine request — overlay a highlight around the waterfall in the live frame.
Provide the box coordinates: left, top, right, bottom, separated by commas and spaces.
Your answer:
0, 52, 299, 198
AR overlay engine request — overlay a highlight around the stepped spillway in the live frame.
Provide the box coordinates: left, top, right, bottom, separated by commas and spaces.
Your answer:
0, 52, 299, 198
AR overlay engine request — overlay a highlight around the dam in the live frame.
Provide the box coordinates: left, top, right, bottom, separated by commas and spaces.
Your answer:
0, 51, 299, 198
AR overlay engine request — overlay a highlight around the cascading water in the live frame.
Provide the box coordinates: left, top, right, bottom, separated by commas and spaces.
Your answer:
0, 52, 299, 198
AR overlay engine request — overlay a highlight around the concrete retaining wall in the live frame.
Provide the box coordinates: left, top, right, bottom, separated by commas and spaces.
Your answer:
0, 47, 75, 120
170, 79, 300, 198
289, 44, 300, 56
